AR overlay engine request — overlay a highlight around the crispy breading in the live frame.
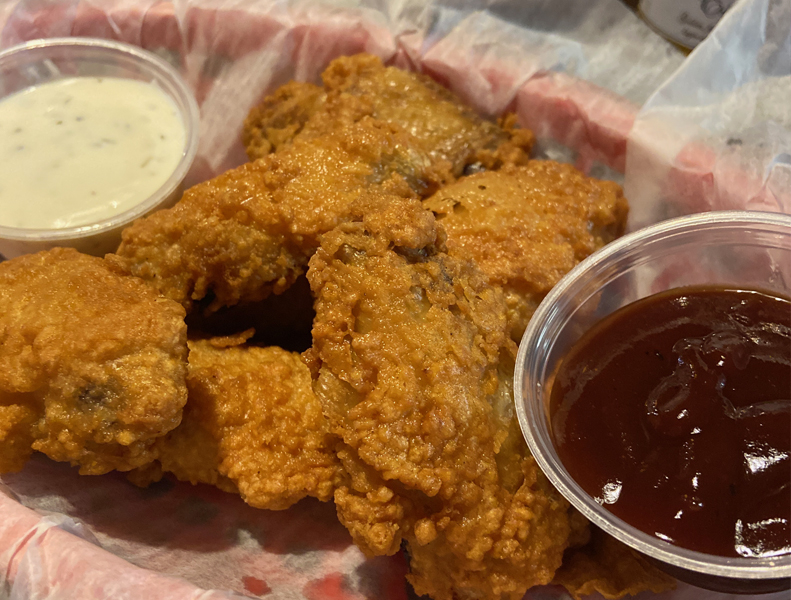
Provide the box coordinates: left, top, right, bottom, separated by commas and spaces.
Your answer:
113, 118, 437, 313
243, 80, 327, 159
116, 54, 532, 317
330, 442, 414, 556
308, 195, 505, 503
134, 333, 340, 510
404, 347, 572, 600
0, 248, 187, 475
0, 404, 37, 473
244, 54, 534, 176
554, 527, 676, 600
424, 161, 628, 341
406, 454, 571, 600
306, 196, 573, 598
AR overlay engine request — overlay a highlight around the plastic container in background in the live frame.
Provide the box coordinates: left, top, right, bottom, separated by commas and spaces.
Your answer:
516, 210, 791, 594
0, 37, 199, 259
619, 0, 737, 51
637, 0, 737, 50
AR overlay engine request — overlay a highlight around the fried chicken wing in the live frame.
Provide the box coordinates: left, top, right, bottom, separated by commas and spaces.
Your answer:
113, 118, 437, 313
306, 195, 573, 597
406, 453, 571, 600
116, 55, 532, 316
424, 161, 628, 341
0, 248, 188, 475
307, 193, 505, 500
132, 332, 340, 510
244, 54, 534, 176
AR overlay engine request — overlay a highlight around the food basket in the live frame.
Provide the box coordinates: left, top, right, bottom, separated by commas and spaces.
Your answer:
0, 1, 788, 599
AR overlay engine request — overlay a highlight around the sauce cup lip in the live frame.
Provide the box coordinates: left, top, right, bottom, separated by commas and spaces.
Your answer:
515, 209, 791, 581
0, 37, 200, 242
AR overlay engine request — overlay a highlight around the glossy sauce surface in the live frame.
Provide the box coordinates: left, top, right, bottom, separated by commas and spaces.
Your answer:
551, 286, 791, 557
0, 77, 185, 229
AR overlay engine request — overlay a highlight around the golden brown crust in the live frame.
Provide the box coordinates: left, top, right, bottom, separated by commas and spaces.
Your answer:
0, 248, 188, 475
0, 403, 38, 473
136, 337, 340, 510
407, 456, 571, 600
113, 118, 434, 313
244, 54, 534, 177
332, 442, 414, 556
118, 54, 533, 317
309, 197, 505, 501
307, 197, 573, 598
424, 161, 628, 341
243, 81, 327, 159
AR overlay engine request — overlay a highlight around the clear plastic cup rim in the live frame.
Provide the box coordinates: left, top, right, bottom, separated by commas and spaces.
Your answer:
0, 37, 200, 242
515, 209, 791, 580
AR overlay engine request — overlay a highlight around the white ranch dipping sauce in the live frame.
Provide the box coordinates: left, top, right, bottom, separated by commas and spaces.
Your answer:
0, 77, 185, 229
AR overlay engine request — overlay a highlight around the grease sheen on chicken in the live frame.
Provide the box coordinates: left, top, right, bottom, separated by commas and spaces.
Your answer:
244, 54, 534, 176
305, 194, 575, 599
114, 54, 532, 316
0, 248, 188, 475
131, 333, 340, 510
112, 119, 436, 313
424, 162, 628, 341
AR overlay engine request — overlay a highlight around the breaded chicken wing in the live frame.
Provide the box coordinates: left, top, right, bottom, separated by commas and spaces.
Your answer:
116, 55, 532, 316
113, 118, 437, 313
0, 248, 187, 475
306, 195, 573, 597
307, 192, 505, 501
424, 161, 628, 341
132, 333, 340, 510
244, 54, 533, 176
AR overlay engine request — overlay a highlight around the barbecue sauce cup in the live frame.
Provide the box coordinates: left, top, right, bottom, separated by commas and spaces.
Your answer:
515, 210, 791, 594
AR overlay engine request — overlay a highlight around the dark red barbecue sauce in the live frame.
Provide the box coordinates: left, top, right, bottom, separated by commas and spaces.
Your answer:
550, 286, 791, 558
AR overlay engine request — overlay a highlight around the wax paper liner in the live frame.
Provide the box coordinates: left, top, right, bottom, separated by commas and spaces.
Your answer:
0, 0, 687, 182
625, 0, 791, 229
0, 1, 788, 599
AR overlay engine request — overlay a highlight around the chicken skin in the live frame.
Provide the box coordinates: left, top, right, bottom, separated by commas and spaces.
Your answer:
305, 194, 573, 599
113, 118, 437, 313
424, 161, 628, 341
244, 53, 534, 177
132, 333, 340, 510
115, 54, 533, 317
0, 248, 187, 475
